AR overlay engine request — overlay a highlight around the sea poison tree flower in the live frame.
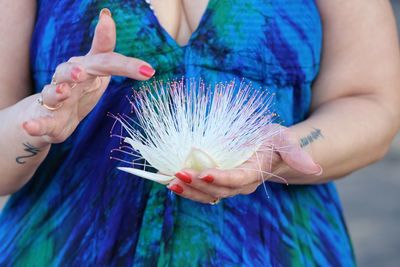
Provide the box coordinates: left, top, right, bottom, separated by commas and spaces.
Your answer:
110, 79, 281, 185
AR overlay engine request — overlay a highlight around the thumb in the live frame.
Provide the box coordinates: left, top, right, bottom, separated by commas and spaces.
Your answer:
88, 8, 116, 55
275, 129, 323, 176
279, 145, 323, 176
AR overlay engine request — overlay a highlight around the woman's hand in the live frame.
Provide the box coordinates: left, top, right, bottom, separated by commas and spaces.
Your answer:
22, 9, 155, 145
167, 127, 323, 204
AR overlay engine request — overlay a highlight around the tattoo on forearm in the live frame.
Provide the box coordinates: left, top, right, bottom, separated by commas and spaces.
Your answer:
299, 128, 324, 148
16, 142, 41, 164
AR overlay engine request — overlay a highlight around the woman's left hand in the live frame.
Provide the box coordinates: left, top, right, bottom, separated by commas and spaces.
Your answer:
167, 127, 323, 204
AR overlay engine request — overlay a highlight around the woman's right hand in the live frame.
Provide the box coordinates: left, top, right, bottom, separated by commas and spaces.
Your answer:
22, 8, 155, 145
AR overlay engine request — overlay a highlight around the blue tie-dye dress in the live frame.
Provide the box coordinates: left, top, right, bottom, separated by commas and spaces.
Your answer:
0, 0, 355, 266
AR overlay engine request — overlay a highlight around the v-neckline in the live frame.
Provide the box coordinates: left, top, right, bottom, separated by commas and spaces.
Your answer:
144, 0, 215, 49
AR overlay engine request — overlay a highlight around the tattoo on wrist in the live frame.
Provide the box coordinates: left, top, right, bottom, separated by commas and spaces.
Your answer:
299, 128, 323, 148
16, 142, 41, 164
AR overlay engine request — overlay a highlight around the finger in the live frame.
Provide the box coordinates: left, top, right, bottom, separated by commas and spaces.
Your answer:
279, 146, 322, 175
53, 62, 90, 84
175, 169, 238, 199
53, 61, 107, 100
76, 52, 155, 80
41, 83, 72, 108
192, 146, 282, 189
22, 116, 56, 137
275, 130, 323, 175
167, 180, 218, 204
197, 167, 259, 189
88, 8, 116, 55
239, 181, 260, 195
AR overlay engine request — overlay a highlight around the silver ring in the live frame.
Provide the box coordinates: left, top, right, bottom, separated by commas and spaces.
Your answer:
37, 95, 63, 111
209, 197, 221, 205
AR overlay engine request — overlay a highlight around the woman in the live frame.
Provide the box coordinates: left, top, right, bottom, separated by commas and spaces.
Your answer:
0, 0, 399, 266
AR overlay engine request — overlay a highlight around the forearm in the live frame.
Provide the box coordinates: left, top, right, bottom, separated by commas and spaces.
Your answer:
0, 94, 51, 195
288, 94, 399, 183
286, 0, 400, 184
0, 9, 155, 195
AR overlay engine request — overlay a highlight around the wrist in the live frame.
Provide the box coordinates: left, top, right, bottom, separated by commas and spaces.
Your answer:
268, 124, 324, 183
288, 122, 323, 154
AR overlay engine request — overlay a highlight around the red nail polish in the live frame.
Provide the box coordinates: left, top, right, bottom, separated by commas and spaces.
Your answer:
201, 175, 214, 183
169, 184, 184, 194
56, 84, 63, 94
138, 65, 155, 78
175, 171, 192, 184
71, 67, 81, 81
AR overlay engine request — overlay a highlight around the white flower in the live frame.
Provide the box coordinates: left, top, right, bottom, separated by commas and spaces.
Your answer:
110, 78, 278, 184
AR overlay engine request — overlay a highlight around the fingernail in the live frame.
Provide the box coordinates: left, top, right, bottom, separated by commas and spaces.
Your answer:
168, 184, 184, 194
71, 67, 82, 81
200, 175, 214, 183
56, 84, 64, 94
138, 65, 155, 78
175, 171, 192, 184
315, 164, 323, 176
22, 121, 29, 130
100, 8, 112, 18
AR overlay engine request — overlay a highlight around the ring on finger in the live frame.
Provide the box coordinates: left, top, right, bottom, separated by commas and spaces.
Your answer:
209, 197, 221, 205
83, 77, 102, 95
37, 94, 63, 111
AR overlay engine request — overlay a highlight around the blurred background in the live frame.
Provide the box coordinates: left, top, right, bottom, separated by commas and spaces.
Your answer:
1, 1, 400, 266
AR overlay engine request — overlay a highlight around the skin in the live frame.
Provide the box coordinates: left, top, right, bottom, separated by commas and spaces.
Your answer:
0, 1, 399, 207
0, 7, 155, 194
161, 0, 400, 203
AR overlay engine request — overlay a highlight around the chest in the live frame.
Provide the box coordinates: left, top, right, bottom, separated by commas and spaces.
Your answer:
150, 0, 210, 46
32, 0, 322, 88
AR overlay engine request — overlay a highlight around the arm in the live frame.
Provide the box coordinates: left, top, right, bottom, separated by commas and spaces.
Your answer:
0, 1, 45, 194
289, 0, 400, 181
0, 8, 155, 195
0, 0, 34, 107
167, 0, 400, 203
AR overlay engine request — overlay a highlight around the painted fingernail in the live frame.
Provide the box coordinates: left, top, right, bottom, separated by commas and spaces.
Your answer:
175, 171, 192, 184
168, 184, 184, 194
201, 175, 214, 183
71, 67, 82, 81
100, 8, 112, 18
138, 65, 155, 78
56, 84, 64, 94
